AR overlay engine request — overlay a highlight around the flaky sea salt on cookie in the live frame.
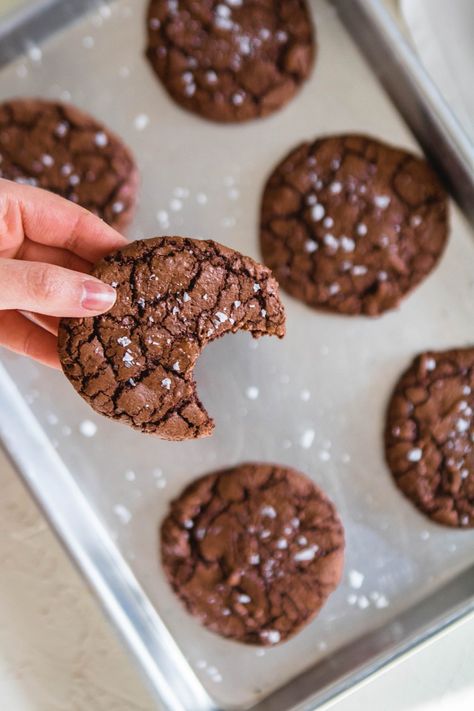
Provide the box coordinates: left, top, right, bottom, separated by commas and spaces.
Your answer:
58, 236, 285, 440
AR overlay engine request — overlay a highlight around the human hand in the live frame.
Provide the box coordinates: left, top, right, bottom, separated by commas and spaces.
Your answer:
0, 179, 127, 369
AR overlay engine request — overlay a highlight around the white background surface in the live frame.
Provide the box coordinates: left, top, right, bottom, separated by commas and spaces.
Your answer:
0, 444, 473, 710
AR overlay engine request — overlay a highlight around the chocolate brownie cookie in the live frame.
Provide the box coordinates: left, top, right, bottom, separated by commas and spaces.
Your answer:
161, 462, 344, 645
58, 237, 285, 440
145, 0, 315, 123
385, 348, 474, 527
260, 134, 449, 316
0, 98, 138, 231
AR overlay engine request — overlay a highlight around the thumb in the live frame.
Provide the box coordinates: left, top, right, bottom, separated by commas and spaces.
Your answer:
0, 258, 116, 317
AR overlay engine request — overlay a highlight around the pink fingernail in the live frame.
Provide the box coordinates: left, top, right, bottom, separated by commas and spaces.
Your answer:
82, 280, 117, 312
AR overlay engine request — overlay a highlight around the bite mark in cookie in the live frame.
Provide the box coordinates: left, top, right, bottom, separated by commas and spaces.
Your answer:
58, 237, 285, 440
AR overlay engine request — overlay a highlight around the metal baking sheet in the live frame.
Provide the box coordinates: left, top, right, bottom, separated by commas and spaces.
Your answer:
0, 1, 474, 709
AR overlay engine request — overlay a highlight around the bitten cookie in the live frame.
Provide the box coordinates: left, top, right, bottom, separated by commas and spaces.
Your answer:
260, 134, 449, 316
145, 0, 315, 123
0, 98, 138, 231
385, 348, 474, 527
58, 237, 285, 440
161, 462, 344, 645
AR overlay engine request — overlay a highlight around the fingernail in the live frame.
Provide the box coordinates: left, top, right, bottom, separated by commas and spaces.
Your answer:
81, 280, 117, 312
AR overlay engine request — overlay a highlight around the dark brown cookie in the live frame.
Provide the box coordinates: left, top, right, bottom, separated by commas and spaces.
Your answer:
161, 462, 344, 645
145, 0, 315, 123
58, 237, 285, 440
385, 348, 474, 527
0, 98, 138, 231
260, 134, 449, 316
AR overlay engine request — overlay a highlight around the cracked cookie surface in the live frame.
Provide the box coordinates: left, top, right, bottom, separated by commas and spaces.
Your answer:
58, 236, 285, 440
161, 462, 344, 645
385, 348, 474, 527
145, 0, 315, 123
260, 134, 449, 316
0, 98, 138, 231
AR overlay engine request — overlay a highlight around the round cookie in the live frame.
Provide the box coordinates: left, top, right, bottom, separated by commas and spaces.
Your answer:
161, 462, 344, 645
385, 348, 474, 528
0, 98, 138, 231
260, 134, 449, 316
58, 236, 285, 440
145, 0, 315, 123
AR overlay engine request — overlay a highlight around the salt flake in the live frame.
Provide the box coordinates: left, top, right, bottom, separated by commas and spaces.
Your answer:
134, 113, 149, 131
300, 429, 315, 449
348, 569, 364, 589
294, 545, 318, 562
311, 203, 325, 221
262, 630, 281, 644
407, 447, 422, 462
329, 181, 342, 194
114, 504, 132, 524
374, 195, 390, 209
95, 131, 108, 147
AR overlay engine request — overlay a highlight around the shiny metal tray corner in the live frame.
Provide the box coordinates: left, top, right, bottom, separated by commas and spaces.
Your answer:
0, 1, 473, 710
